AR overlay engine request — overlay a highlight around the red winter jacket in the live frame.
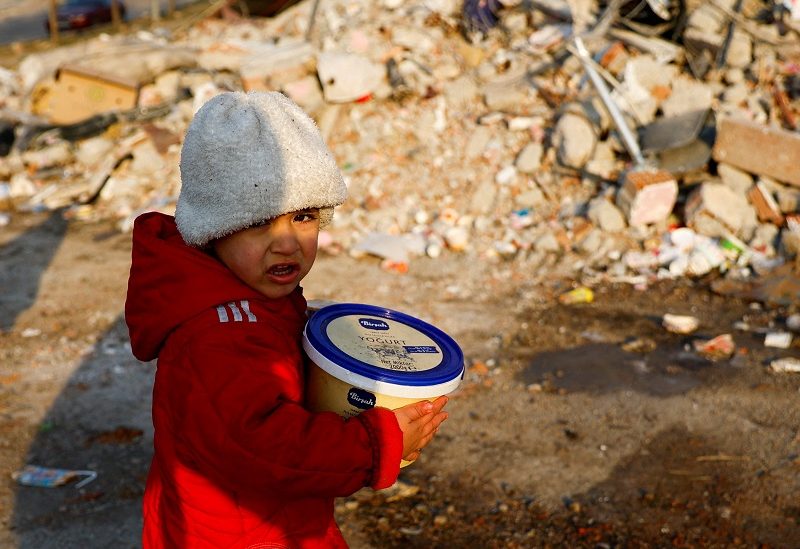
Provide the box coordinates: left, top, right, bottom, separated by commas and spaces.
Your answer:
125, 212, 403, 548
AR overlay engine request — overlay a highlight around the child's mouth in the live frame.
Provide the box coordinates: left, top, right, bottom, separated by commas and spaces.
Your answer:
266, 263, 299, 283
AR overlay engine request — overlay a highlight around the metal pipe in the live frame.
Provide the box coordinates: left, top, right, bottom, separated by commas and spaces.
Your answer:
573, 36, 646, 167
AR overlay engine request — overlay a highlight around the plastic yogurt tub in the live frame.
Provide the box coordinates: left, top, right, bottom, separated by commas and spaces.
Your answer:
303, 303, 464, 466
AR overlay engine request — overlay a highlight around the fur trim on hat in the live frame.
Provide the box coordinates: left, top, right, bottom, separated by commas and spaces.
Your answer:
176, 91, 347, 247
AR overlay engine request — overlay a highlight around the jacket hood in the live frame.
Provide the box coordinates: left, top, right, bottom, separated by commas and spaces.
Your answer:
125, 212, 302, 361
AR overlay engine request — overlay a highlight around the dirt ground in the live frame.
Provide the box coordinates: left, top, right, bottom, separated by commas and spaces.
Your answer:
1, 211, 799, 548
1, 3, 800, 545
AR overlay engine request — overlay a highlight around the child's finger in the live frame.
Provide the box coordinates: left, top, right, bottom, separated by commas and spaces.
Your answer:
419, 412, 448, 439
429, 396, 448, 414
396, 399, 434, 421
417, 410, 449, 429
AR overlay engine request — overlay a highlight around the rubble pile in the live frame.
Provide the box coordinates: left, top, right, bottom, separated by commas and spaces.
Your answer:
1, 0, 799, 297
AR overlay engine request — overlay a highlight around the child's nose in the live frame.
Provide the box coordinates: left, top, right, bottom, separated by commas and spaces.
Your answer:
268, 221, 301, 254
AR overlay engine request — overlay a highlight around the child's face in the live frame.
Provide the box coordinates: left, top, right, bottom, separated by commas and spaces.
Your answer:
213, 209, 320, 299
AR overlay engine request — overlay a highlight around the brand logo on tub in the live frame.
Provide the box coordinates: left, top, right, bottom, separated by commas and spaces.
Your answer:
347, 387, 376, 409
359, 318, 389, 330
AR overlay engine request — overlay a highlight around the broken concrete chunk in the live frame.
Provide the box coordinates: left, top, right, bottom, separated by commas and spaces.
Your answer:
444, 226, 469, 251
534, 232, 561, 253
22, 142, 73, 170
444, 75, 479, 110
717, 163, 753, 195
465, 126, 492, 160
712, 118, 800, 187
661, 77, 713, 118
588, 197, 626, 232
482, 83, 529, 112
75, 137, 115, 168
9, 172, 36, 198
514, 186, 546, 209
241, 41, 315, 92
553, 113, 596, 169
317, 52, 385, 103
469, 180, 497, 214
721, 82, 749, 106
615, 169, 678, 227
495, 165, 517, 185
776, 187, 800, 213
282, 76, 324, 115
783, 226, 800, 256
391, 27, 436, 54
130, 140, 166, 176
351, 232, 410, 263
726, 30, 752, 69
154, 71, 182, 104
685, 182, 758, 239
515, 142, 543, 174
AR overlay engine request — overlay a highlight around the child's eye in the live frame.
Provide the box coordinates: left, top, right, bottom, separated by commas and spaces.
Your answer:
294, 211, 319, 223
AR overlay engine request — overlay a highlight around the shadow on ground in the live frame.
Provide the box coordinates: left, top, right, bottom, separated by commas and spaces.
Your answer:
0, 210, 67, 333
11, 315, 153, 549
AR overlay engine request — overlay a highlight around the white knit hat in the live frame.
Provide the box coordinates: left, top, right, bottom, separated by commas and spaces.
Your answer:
175, 91, 347, 247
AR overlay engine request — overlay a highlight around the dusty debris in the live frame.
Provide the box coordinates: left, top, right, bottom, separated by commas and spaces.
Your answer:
662, 313, 700, 335
769, 357, 800, 373
0, 0, 797, 301
693, 334, 736, 361
764, 331, 793, 349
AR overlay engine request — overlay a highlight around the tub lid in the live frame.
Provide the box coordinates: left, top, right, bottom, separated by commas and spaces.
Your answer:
304, 303, 464, 388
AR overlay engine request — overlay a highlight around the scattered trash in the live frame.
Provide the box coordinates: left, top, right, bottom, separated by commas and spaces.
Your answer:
662, 313, 700, 334
764, 332, 793, 349
693, 334, 736, 361
769, 357, 800, 373
12, 465, 97, 489
558, 287, 594, 305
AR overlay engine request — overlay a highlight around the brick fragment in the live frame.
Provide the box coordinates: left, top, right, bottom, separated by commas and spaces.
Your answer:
616, 169, 678, 226
747, 181, 784, 226
712, 118, 800, 187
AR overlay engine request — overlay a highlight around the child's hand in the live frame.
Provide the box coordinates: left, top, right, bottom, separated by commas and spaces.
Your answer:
393, 396, 449, 462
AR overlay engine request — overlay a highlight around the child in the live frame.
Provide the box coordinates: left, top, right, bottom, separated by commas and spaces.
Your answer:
125, 91, 449, 548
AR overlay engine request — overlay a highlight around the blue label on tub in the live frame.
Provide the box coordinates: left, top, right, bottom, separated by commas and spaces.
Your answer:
403, 346, 439, 354
359, 318, 389, 330
347, 387, 376, 410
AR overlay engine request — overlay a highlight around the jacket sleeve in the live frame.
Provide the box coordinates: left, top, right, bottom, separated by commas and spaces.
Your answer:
166, 324, 403, 499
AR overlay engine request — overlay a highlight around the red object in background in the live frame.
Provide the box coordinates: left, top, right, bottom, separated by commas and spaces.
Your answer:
44, 0, 126, 34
